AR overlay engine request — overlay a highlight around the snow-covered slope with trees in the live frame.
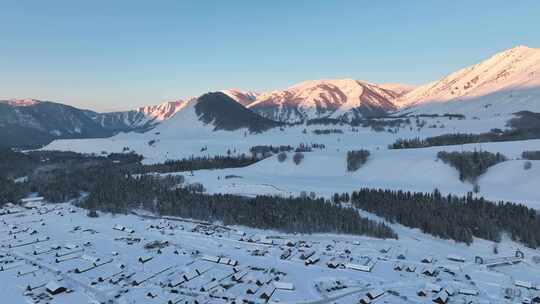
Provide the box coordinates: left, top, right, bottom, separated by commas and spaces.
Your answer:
397, 45, 540, 117
247, 79, 399, 123
176, 139, 540, 209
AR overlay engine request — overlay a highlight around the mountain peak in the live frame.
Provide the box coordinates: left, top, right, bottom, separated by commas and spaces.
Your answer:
135, 99, 188, 122
396, 45, 540, 115
2, 98, 41, 107
489, 45, 539, 61
221, 89, 259, 106
247, 79, 397, 123
507, 44, 534, 52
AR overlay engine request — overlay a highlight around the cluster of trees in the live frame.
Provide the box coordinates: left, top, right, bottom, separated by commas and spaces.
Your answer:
351, 118, 410, 132
306, 118, 347, 126
388, 132, 512, 149
0, 149, 132, 179
312, 129, 344, 135
83, 173, 182, 214
294, 143, 326, 152
250, 145, 293, 157
293, 152, 304, 165
523, 150, 540, 160
77, 169, 397, 238
346, 150, 370, 172
0, 177, 27, 204
0, 150, 144, 206
412, 113, 465, 119
0, 150, 397, 239
508, 110, 540, 130
437, 150, 506, 183
0, 150, 270, 206
390, 112, 540, 149
0, 148, 41, 179
139, 154, 261, 174
307, 143, 326, 150
332, 192, 350, 203
350, 188, 540, 247
83, 177, 397, 238
157, 192, 397, 238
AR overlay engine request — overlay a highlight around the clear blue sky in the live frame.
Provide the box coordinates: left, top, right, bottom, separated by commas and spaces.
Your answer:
1, 0, 539, 111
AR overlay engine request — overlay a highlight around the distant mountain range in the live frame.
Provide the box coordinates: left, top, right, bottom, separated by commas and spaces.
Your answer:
0, 98, 187, 148
3, 45, 540, 148
246, 79, 399, 123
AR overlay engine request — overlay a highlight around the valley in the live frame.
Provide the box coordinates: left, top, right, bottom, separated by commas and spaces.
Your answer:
2, 45, 540, 304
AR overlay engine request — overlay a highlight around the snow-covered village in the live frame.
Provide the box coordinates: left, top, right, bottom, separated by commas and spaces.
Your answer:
2, 199, 540, 304
2, 1, 540, 303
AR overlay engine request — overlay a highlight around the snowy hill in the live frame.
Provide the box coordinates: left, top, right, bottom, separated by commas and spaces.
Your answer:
146, 92, 281, 139
247, 79, 398, 123
397, 45, 540, 117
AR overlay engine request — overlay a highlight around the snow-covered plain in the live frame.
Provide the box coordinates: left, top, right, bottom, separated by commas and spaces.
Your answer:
2, 203, 540, 304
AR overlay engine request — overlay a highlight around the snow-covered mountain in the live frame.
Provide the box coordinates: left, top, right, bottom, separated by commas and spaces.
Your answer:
0, 100, 113, 148
0, 98, 189, 148
91, 100, 188, 132
221, 89, 259, 107
1, 98, 41, 107
379, 83, 417, 97
397, 45, 540, 116
247, 79, 398, 123
136, 100, 188, 122
149, 92, 281, 139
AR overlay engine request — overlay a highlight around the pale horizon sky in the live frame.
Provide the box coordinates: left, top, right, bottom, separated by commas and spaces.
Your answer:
1, 0, 539, 112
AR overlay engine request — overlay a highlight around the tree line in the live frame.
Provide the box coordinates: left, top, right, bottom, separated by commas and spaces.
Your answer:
389, 112, 540, 149
523, 150, 540, 160
347, 150, 370, 172
81, 172, 397, 238
139, 154, 261, 174
249, 145, 294, 157
312, 129, 344, 135
0, 150, 396, 239
350, 188, 540, 248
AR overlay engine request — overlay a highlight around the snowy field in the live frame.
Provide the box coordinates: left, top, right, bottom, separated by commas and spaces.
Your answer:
1, 203, 540, 304
169, 139, 540, 209
42, 107, 540, 208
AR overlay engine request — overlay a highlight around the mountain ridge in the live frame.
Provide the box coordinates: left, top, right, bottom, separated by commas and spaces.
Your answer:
246, 79, 399, 123
396, 45, 540, 116
4, 45, 540, 149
